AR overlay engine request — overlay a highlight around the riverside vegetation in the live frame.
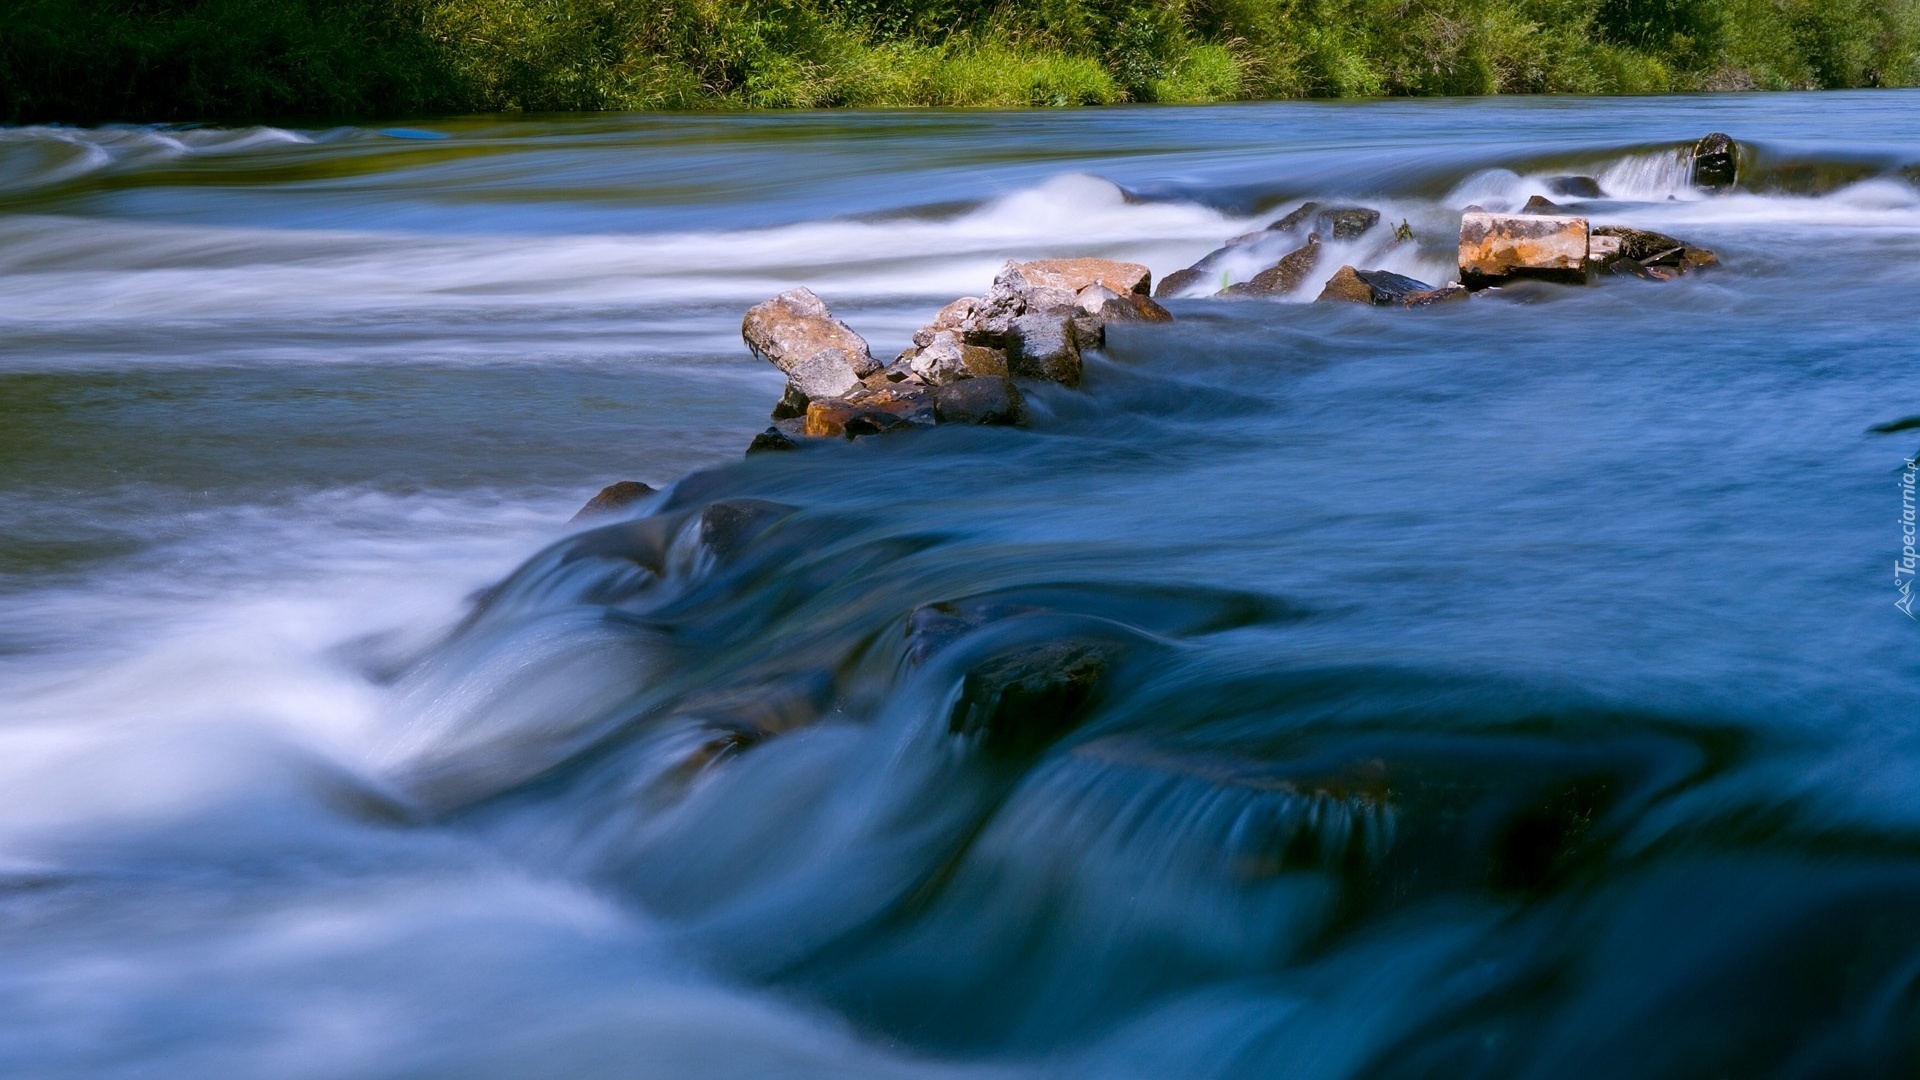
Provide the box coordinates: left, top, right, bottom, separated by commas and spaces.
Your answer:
5, 0, 1920, 123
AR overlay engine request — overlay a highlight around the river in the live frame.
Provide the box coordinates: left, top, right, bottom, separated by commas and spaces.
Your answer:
2, 92, 1920, 1078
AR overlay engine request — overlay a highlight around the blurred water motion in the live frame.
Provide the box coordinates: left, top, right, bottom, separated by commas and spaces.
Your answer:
3, 94, 1920, 1078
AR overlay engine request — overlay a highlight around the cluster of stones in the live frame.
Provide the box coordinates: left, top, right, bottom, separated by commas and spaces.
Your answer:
1153, 131, 1736, 306
739, 258, 1171, 454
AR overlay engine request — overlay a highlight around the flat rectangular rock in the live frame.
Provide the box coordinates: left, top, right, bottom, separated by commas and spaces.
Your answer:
1458, 212, 1589, 288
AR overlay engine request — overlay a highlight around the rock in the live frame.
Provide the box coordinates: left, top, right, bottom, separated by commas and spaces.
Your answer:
771, 381, 810, 420
1403, 283, 1470, 307
1692, 133, 1738, 194
1588, 226, 1717, 275
742, 287, 881, 400
913, 296, 978, 348
1681, 247, 1720, 271
934, 377, 1027, 426
1083, 287, 1172, 324
1597, 255, 1661, 280
1318, 206, 1381, 239
745, 426, 801, 455
1003, 257, 1151, 298
1154, 265, 1212, 298
1547, 175, 1605, 198
1521, 194, 1566, 215
1316, 265, 1455, 306
1458, 212, 1590, 289
1006, 312, 1082, 386
699, 499, 795, 560
1268, 202, 1379, 239
1588, 225, 1684, 263
569, 480, 657, 523
802, 394, 927, 439
948, 640, 1117, 758
1220, 235, 1322, 298
1268, 202, 1321, 232
1587, 234, 1623, 262
909, 331, 1009, 385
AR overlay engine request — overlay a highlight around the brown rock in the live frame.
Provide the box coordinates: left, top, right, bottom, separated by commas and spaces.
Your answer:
742, 288, 881, 400
1267, 202, 1321, 232
569, 480, 657, 523
1220, 235, 1322, 298
1521, 194, 1566, 215
1458, 212, 1590, 289
1316, 266, 1455, 306
934, 377, 1027, 426
1004, 257, 1151, 298
914, 296, 979, 348
802, 393, 928, 439
1154, 265, 1212, 298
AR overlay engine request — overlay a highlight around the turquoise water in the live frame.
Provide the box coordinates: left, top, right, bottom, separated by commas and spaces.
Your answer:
2, 93, 1920, 1078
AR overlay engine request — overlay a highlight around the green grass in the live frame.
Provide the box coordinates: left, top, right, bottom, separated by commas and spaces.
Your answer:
4, 0, 1918, 124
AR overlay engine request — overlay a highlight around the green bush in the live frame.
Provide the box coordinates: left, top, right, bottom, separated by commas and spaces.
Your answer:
2, 0, 1917, 122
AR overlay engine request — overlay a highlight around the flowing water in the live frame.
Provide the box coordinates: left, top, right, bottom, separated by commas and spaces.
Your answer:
4, 92, 1920, 1078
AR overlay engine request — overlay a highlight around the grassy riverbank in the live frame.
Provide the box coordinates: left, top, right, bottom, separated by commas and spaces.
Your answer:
5, 0, 1919, 123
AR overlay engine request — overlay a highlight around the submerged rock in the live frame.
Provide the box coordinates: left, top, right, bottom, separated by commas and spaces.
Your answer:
934, 377, 1027, 426
949, 639, 1118, 757
1317, 266, 1465, 307
569, 480, 657, 523
1547, 175, 1605, 198
1458, 211, 1590, 289
1692, 133, 1739, 194
1521, 194, 1567, 215
742, 287, 881, 400
1221, 235, 1322, 298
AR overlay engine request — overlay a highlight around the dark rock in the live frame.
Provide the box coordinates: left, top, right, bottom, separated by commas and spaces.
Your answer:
569, 480, 657, 523
1316, 265, 1444, 306
1692, 133, 1738, 194
1267, 202, 1321, 232
1589, 225, 1686, 263
934, 377, 1027, 427
1154, 265, 1212, 298
948, 640, 1117, 757
1006, 312, 1082, 386
741, 287, 881, 400
1221, 235, 1322, 298
771, 381, 809, 420
1403, 283, 1470, 307
1318, 206, 1381, 239
745, 426, 801, 455
1269, 202, 1381, 239
1597, 255, 1660, 280
699, 499, 795, 559
1521, 194, 1566, 215
1547, 175, 1605, 198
